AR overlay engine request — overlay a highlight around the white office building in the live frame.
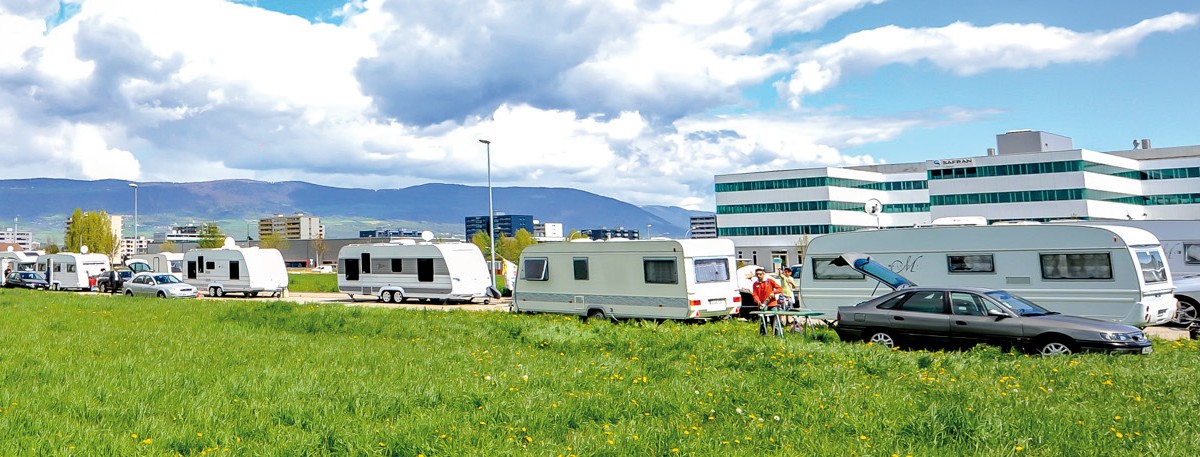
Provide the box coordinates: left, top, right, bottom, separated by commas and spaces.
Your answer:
715, 130, 1200, 269
533, 220, 564, 242
0, 228, 34, 250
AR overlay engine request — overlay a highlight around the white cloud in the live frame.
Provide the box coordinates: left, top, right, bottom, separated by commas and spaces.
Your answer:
784, 12, 1198, 106
0, 0, 1194, 211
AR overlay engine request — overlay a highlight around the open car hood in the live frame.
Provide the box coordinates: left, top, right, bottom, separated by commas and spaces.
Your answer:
830, 253, 917, 291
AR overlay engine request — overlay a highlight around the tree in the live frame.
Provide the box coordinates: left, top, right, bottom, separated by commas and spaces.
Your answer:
567, 229, 587, 240
160, 240, 177, 253
471, 231, 492, 256
311, 236, 328, 265
259, 232, 291, 251
197, 223, 226, 248
498, 228, 536, 261
63, 208, 116, 255
45, 243, 60, 254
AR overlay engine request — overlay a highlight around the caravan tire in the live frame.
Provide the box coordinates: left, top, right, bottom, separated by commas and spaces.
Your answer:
586, 309, 607, 322
392, 293, 404, 304
382, 291, 394, 303
213, 287, 224, 297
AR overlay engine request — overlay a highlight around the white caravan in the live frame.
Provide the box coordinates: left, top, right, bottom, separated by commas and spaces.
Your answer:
36, 251, 112, 291
799, 224, 1176, 326
184, 240, 288, 297
1, 249, 40, 273
130, 252, 185, 280
512, 239, 741, 320
1050, 220, 1200, 279
337, 241, 497, 303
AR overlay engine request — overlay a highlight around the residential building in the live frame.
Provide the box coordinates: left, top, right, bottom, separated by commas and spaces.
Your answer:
714, 130, 1200, 269
533, 220, 564, 241
580, 227, 641, 240
0, 228, 33, 251
688, 214, 717, 239
465, 214, 534, 238
259, 213, 324, 240
360, 229, 423, 238
154, 224, 206, 243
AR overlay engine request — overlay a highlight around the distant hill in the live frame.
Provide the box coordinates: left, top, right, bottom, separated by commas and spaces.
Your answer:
0, 178, 692, 240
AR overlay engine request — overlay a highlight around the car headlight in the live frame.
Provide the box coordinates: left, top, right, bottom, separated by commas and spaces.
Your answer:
1100, 332, 1137, 341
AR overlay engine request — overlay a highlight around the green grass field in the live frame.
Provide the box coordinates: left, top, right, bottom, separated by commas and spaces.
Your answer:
2, 288, 1198, 456
287, 273, 339, 293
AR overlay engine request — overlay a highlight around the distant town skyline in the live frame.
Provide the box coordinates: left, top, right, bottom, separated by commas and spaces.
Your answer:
1, 1, 1197, 209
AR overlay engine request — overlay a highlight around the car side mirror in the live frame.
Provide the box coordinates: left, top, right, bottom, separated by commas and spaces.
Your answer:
987, 309, 1009, 319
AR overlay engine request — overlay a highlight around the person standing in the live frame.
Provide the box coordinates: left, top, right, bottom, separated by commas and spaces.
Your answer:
752, 268, 782, 335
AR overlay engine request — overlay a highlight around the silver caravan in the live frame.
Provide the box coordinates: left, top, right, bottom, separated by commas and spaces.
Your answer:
337, 241, 498, 303
36, 252, 112, 291
1050, 220, 1200, 279
184, 241, 288, 297
130, 252, 185, 280
0, 249, 39, 273
799, 224, 1176, 326
513, 239, 741, 320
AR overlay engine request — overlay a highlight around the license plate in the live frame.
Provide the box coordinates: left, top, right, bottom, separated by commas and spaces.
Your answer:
707, 298, 727, 310
1141, 346, 1153, 355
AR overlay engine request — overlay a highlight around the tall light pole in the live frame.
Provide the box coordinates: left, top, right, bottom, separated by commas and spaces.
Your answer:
479, 139, 495, 291
128, 183, 139, 255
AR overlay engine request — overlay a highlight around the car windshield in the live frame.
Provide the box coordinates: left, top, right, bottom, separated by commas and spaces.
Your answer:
153, 274, 181, 284
985, 290, 1055, 317
19, 272, 45, 280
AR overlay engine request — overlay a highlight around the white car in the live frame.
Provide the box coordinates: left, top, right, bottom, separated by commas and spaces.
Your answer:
123, 273, 199, 298
311, 265, 334, 273
1174, 275, 1200, 326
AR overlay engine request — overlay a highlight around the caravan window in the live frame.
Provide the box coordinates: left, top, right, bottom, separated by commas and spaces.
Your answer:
693, 258, 730, 283
811, 258, 865, 280
1135, 249, 1168, 284
1185, 243, 1200, 265
643, 258, 678, 284
522, 258, 548, 281
1040, 253, 1112, 280
947, 254, 994, 273
205, 261, 216, 270
390, 258, 404, 273
573, 257, 589, 280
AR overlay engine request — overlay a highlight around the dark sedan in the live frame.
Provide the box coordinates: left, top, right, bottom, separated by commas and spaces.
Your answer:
829, 253, 1152, 355
835, 286, 1152, 355
4, 271, 50, 290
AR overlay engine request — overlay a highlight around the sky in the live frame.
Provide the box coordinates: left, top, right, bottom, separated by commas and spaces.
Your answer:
1, 0, 1197, 210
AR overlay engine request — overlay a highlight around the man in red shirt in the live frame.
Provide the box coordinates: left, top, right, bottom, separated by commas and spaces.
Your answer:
752, 268, 783, 335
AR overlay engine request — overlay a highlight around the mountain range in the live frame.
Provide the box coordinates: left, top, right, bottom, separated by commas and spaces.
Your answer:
0, 178, 711, 241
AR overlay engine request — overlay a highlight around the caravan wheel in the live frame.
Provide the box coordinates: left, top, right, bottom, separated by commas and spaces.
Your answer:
392, 293, 404, 304
212, 287, 224, 297
382, 291, 395, 303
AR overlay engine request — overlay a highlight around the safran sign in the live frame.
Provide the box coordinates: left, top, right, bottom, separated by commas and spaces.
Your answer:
930, 158, 975, 168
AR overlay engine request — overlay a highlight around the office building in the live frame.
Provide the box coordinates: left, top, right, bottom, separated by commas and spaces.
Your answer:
714, 130, 1200, 268
533, 220, 564, 241
465, 214, 534, 238
580, 227, 641, 240
0, 228, 33, 251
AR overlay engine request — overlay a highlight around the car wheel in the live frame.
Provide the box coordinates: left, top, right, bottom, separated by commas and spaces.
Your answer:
867, 330, 897, 348
157, 291, 166, 298
98, 284, 106, 293
1036, 338, 1075, 356
1174, 297, 1198, 326
125, 289, 133, 296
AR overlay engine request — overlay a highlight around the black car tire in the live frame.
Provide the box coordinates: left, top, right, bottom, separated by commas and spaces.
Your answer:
866, 329, 897, 348
125, 289, 133, 296
1035, 337, 1076, 355
157, 291, 166, 298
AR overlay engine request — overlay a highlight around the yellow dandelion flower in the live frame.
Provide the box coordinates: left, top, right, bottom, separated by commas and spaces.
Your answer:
142, 438, 153, 444
1015, 446, 1024, 451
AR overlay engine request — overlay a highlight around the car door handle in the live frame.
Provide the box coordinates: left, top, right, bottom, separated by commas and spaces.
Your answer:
893, 316, 904, 321
955, 321, 967, 325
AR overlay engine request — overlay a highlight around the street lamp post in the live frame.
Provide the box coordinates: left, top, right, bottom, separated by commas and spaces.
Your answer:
128, 183, 139, 255
685, 226, 697, 239
479, 139, 495, 291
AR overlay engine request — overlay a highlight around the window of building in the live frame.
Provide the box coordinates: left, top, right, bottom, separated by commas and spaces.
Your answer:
522, 258, 548, 281
1039, 253, 1112, 280
947, 254, 995, 273
644, 258, 678, 284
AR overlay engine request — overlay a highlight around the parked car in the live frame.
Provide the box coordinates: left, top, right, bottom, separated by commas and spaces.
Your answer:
95, 268, 134, 293
830, 253, 1153, 355
4, 271, 50, 290
122, 273, 199, 298
1172, 275, 1200, 326
311, 265, 334, 273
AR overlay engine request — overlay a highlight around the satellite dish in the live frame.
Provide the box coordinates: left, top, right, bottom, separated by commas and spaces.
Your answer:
420, 231, 435, 242
80, 245, 89, 254
6, 246, 12, 252
223, 237, 237, 248
864, 199, 883, 216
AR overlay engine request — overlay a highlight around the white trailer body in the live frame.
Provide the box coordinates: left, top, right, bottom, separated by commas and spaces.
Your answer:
130, 253, 185, 280
1051, 220, 1200, 279
799, 224, 1176, 326
36, 253, 112, 291
183, 247, 288, 297
512, 239, 741, 320
337, 242, 495, 303
0, 251, 39, 273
